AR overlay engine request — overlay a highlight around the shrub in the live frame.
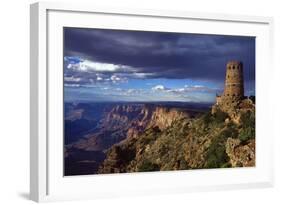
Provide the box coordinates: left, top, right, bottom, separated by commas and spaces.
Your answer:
221, 126, 238, 139
202, 111, 213, 125
202, 109, 228, 127
138, 161, 160, 172
213, 109, 228, 124
240, 111, 255, 129
239, 127, 255, 142
238, 111, 255, 142
205, 142, 229, 168
205, 154, 219, 168
205, 126, 237, 169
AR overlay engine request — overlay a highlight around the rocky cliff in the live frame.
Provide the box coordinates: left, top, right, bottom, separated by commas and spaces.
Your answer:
71, 104, 199, 152
71, 104, 154, 151
148, 107, 191, 130
65, 103, 202, 175
226, 138, 255, 167
98, 101, 255, 174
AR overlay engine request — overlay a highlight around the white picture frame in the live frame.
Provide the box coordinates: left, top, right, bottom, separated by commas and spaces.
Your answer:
30, 1, 274, 202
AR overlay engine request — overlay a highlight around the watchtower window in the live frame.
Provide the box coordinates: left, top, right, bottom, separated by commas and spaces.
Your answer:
232, 94, 235, 97
232, 66, 235, 69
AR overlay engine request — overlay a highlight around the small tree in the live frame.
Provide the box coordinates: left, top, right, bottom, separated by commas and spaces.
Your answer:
238, 111, 255, 142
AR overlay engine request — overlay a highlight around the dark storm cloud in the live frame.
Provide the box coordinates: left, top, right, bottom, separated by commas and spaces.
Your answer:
64, 27, 255, 82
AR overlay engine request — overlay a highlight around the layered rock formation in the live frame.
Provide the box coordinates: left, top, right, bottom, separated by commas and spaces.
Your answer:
71, 104, 199, 151
148, 107, 190, 130
71, 104, 155, 151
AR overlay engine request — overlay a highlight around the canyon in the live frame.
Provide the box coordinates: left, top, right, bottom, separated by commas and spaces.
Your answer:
64, 100, 255, 176
64, 102, 207, 175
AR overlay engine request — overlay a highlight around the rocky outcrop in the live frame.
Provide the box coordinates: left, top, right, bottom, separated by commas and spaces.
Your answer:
226, 138, 255, 167
148, 107, 190, 130
98, 109, 196, 174
101, 104, 154, 130
98, 104, 256, 174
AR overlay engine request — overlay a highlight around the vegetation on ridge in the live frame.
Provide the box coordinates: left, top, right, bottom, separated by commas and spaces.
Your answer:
98, 104, 255, 174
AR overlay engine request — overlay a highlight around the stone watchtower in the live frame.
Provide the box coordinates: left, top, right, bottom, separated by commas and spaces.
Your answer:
213, 61, 245, 113
224, 61, 244, 100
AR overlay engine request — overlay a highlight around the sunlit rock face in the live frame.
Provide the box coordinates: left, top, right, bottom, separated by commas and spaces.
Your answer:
226, 138, 255, 167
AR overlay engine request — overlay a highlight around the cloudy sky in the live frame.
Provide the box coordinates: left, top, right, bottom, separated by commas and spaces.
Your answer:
63, 27, 255, 103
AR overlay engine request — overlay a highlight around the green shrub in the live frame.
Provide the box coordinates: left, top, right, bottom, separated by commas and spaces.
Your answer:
213, 110, 228, 124
221, 126, 238, 139
205, 126, 237, 169
240, 111, 255, 129
238, 111, 255, 142
202, 110, 228, 127
202, 111, 213, 125
205, 154, 219, 168
205, 142, 229, 168
138, 161, 160, 172
239, 127, 255, 142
